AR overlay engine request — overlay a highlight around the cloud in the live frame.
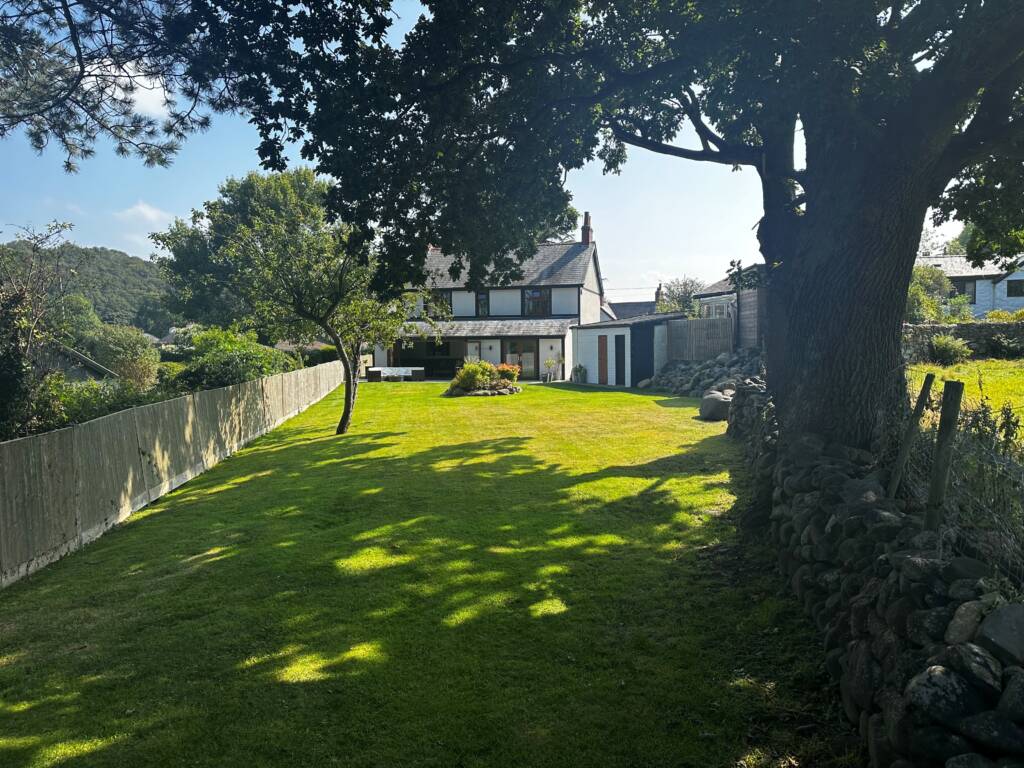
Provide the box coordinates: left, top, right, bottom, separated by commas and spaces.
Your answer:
115, 200, 173, 227
130, 78, 170, 119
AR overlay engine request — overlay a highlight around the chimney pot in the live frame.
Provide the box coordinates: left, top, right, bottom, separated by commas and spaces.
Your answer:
581, 211, 593, 245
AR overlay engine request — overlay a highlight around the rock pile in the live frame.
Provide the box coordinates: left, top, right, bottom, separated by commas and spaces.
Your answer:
758, 431, 1024, 767
445, 385, 522, 397
653, 348, 763, 398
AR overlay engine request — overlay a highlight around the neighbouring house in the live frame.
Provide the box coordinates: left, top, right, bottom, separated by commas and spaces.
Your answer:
571, 311, 688, 387
694, 264, 767, 349
33, 343, 118, 382
607, 283, 665, 320
916, 253, 1024, 318
375, 212, 610, 380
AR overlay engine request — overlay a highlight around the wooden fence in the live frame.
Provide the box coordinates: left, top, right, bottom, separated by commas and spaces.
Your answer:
666, 317, 735, 361
0, 361, 344, 588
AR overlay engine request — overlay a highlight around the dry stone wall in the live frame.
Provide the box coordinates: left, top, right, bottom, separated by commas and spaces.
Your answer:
903, 322, 1024, 363
730, 385, 1024, 768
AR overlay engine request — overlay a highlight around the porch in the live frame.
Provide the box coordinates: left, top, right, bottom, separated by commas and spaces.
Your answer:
383, 337, 566, 381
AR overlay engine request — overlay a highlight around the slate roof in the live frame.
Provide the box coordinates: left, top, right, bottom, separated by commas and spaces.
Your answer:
573, 311, 691, 330
916, 254, 1006, 279
403, 318, 576, 338
424, 242, 597, 288
609, 300, 656, 319
696, 277, 734, 297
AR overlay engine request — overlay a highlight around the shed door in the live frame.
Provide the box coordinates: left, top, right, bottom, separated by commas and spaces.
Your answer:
614, 334, 626, 386
597, 335, 608, 385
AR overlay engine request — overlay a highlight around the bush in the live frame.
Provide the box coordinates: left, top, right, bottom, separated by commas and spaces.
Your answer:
928, 333, 972, 365
451, 360, 498, 391
985, 309, 1015, 322
303, 345, 338, 366
495, 362, 520, 382
33, 374, 150, 429
157, 361, 187, 386
570, 364, 587, 383
179, 327, 299, 390
88, 324, 160, 390
989, 334, 1024, 359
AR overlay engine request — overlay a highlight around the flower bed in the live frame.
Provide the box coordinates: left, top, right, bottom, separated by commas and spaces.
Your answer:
444, 360, 522, 397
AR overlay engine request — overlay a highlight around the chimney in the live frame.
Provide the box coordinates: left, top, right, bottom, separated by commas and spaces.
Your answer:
655, 282, 664, 304
581, 211, 593, 245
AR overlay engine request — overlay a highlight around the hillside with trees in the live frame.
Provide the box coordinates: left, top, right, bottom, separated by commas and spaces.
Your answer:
0, 240, 175, 334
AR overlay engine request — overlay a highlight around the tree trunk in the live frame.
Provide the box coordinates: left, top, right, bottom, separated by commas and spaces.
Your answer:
762, 168, 932, 449
323, 326, 357, 435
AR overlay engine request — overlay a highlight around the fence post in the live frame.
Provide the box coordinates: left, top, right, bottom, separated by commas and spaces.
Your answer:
925, 379, 964, 530
887, 372, 935, 498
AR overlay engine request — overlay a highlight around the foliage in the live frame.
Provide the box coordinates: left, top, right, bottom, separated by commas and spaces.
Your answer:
495, 363, 521, 383
0, 239, 172, 331
31, 374, 152, 430
157, 361, 187, 387
989, 334, 1024, 360
301, 345, 338, 367
656, 277, 706, 316
88, 324, 160, 390
928, 334, 973, 365
450, 360, 498, 392
0, 0, 241, 170
904, 266, 974, 324
911, 360, 1024, 413
178, 326, 298, 390
0, 290, 33, 439
985, 309, 1024, 323
571, 364, 587, 384
53, 293, 103, 346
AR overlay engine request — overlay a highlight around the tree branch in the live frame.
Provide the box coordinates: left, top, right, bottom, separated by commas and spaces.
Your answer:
609, 124, 759, 167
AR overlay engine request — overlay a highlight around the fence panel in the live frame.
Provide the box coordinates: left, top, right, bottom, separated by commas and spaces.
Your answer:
192, 386, 234, 468
234, 378, 270, 446
134, 396, 207, 501
0, 428, 78, 585
75, 408, 150, 544
667, 317, 734, 361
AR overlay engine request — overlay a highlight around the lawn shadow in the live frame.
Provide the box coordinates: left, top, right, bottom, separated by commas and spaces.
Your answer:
0, 397, 858, 768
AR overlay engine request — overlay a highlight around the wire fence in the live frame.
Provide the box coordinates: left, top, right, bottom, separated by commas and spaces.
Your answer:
901, 386, 1024, 591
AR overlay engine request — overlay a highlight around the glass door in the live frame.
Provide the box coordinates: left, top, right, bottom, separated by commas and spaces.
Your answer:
504, 339, 537, 378
465, 341, 481, 362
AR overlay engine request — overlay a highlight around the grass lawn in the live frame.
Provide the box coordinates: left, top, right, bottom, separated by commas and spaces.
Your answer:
0, 384, 855, 768
909, 358, 1024, 409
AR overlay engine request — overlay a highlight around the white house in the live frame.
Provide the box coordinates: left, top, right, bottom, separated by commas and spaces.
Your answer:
374, 213, 614, 380
917, 253, 1024, 318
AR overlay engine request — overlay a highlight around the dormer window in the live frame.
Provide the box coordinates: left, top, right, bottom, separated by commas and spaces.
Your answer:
523, 288, 551, 317
476, 290, 489, 317
429, 289, 452, 315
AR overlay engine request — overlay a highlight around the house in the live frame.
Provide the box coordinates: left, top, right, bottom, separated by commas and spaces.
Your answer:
917, 253, 1024, 318
607, 283, 664, 320
571, 311, 687, 387
375, 212, 609, 380
694, 265, 767, 349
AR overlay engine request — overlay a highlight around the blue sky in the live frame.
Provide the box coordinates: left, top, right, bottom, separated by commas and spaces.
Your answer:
0, 114, 769, 303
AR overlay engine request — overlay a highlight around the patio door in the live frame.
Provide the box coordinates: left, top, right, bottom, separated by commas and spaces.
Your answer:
503, 339, 537, 378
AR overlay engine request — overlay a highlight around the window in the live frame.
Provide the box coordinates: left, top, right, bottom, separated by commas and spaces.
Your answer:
522, 287, 551, 317
1008, 280, 1024, 298
476, 290, 489, 317
955, 279, 977, 304
429, 289, 452, 314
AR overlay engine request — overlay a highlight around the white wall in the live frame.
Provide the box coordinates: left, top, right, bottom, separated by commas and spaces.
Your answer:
580, 262, 603, 324
551, 287, 579, 317
490, 289, 521, 316
539, 337, 565, 379
572, 327, 630, 386
480, 339, 502, 365
994, 271, 1024, 313
452, 290, 476, 317
373, 345, 388, 367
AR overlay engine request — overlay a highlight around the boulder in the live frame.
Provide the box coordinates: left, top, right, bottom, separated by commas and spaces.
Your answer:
978, 606, 1024, 666
947, 602, 986, 645
955, 711, 1024, 755
933, 643, 1003, 699
698, 391, 732, 421
636, 378, 652, 389
906, 666, 986, 727
1000, 673, 1024, 723
946, 756, 996, 768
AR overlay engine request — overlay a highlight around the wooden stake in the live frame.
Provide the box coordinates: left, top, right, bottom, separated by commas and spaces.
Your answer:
887, 372, 935, 498
926, 380, 964, 530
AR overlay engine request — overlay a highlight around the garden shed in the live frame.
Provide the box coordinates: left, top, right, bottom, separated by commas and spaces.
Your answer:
571, 312, 686, 387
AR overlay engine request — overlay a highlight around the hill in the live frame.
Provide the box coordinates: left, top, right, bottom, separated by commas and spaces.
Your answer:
2, 240, 174, 334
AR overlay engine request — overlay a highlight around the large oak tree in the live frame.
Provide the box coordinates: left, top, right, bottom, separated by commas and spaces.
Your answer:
203, 0, 1024, 448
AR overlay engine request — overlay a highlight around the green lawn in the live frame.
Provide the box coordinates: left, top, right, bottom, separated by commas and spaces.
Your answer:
910, 358, 1024, 409
0, 384, 854, 768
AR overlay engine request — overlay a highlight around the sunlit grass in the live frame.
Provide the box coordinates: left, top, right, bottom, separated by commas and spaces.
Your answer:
0, 382, 856, 767
910, 358, 1024, 409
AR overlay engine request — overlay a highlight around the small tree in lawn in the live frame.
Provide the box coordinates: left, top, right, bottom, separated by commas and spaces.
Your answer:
158, 169, 427, 434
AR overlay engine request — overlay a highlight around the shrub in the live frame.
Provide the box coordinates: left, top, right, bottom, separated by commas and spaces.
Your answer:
495, 362, 520, 382
928, 333, 972, 365
303, 345, 338, 366
451, 360, 498, 391
157, 361, 187, 386
985, 309, 1014, 322
179, 327, 299, 390
570, 364, 587, 383
989, 334, 1024, 359
88, 324, 160, 390
34, 374, 149, 428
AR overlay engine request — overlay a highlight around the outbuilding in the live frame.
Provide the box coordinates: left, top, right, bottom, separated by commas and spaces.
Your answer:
570, 312, 688, 387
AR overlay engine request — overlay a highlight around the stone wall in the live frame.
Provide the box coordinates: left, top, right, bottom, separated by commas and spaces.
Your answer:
903, 322, 1024, 363
730, 388, 1024, 768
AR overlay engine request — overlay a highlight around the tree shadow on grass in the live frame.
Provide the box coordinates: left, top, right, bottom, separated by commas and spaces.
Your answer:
0, 415, 859, 768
